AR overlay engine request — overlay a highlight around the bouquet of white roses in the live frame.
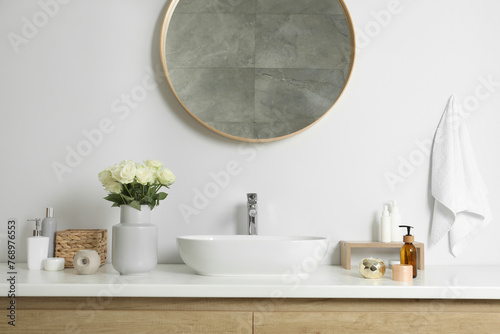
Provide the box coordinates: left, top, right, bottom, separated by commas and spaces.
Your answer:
98, 159, 176, 211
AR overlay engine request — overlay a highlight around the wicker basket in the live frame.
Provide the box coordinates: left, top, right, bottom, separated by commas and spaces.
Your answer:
55, 229, 108, 268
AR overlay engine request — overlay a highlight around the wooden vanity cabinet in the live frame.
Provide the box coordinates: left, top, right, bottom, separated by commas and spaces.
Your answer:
1, 297, 499, 333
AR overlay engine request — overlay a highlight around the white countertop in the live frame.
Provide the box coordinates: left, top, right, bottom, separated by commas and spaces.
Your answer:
1, 264, 499, 299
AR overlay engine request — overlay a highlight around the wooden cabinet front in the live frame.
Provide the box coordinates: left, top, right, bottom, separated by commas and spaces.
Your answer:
1, 297, 499, 333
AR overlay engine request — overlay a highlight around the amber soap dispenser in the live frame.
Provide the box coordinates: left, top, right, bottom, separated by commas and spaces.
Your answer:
399, 225, 417, 278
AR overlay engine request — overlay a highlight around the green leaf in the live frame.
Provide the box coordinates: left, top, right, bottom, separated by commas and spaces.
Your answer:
104, 194, 122, 203
156, 192, 168, 201
121, 194, 134, 201
130, 201, 141, 211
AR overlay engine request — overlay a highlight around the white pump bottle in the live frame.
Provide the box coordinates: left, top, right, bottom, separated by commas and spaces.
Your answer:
381, 205, 391, 243
27, 218, 49, 270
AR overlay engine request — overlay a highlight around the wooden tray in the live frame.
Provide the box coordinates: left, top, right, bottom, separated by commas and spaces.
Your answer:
340, 241, 425, 270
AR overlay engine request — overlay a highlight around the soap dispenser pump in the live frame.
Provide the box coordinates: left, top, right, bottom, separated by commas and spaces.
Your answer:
399, 225, 417, 278
27, 218, 49, 270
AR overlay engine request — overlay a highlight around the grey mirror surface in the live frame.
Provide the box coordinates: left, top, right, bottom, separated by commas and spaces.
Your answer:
161, 0, 355, 142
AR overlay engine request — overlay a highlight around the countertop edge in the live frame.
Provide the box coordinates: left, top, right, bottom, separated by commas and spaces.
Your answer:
2, 264, 500, 300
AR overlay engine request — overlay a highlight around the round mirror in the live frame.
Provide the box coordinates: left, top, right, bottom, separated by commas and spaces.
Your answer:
161, 0, 355, 142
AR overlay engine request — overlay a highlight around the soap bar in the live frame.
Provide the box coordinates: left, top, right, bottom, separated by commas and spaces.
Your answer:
43, 257, 65, 271
392, 264, 413, 281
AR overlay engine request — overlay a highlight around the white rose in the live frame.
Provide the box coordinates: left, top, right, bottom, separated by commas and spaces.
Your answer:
105, 181, 123, 194
98, 169, 122, 193
98, 169, 114, 185
135, 166, 155, 185
157, 168, 176, 186
144, 159, 163, 170
111, 160, 137, 184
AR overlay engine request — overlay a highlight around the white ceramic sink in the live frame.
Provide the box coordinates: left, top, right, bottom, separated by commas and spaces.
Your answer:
177, 235, 329, 276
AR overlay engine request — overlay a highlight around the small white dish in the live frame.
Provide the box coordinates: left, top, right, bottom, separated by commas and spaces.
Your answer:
43, 257, 65, 271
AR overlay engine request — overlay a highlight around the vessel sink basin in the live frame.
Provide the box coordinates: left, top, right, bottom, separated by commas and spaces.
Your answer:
177, 235, 329, 276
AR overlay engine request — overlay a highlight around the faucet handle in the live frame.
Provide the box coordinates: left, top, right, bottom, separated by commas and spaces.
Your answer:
247, 193, 257, 204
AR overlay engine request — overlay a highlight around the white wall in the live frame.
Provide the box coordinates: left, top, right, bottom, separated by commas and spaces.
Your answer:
1, 0, 499, 266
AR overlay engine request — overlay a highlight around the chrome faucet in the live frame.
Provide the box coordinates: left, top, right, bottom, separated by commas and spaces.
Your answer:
247, 193, 257, 235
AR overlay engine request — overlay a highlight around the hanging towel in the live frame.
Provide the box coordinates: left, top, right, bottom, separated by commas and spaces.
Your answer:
430, 95, 491, 257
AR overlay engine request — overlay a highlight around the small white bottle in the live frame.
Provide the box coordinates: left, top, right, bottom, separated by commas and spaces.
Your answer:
381, 205, 391, 242
41, 207, 57, 257
27, 218, 49, 270
390, 201, 402, 242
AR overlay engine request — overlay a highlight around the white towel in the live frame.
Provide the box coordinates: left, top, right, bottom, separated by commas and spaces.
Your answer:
430, 95, 491, 257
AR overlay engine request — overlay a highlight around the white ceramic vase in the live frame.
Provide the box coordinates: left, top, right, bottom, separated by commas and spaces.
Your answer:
112, 205, 157, 275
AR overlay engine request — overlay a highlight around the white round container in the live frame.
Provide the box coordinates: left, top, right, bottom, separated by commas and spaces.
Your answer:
43, 257, 65, 271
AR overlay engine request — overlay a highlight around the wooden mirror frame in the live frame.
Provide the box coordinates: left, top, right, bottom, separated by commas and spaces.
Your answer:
160, 0, 356, 143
